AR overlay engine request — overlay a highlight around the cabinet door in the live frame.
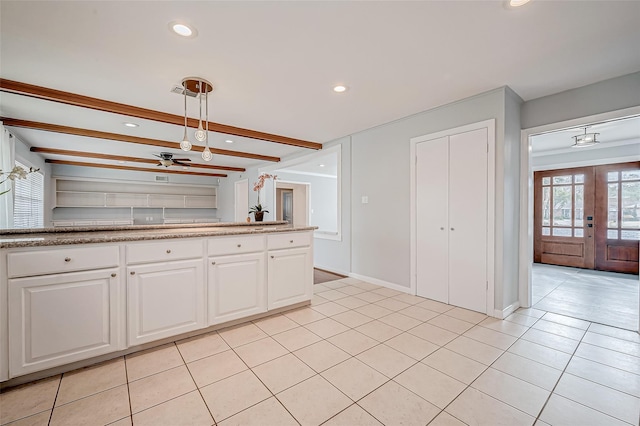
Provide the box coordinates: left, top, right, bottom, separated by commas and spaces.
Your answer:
268, 247, 312, 310
448, 128, 488, 313
128, 259, 205, 346
416, 137, 450, 302
208, 253, 266, 325
8, 269, 120, 377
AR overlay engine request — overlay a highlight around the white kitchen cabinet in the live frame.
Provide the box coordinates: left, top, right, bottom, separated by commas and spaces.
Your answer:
127, 259, 205, 346
208, 252, 266, 325
8, 268, 121, 377
267, 244, 313, 310
416, 126, 492, 314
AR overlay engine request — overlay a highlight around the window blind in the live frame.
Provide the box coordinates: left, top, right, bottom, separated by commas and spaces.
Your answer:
13, 160, 44, 228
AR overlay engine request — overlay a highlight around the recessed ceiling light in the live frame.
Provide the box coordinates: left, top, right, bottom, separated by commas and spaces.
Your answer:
509, 0, 531, 6
225, 139, 234, 144
118, 161, 125, 164
182, 166, 188, 170
319, 164, 325, 167
123, 122, 138, 128
333, 85, 348, 93
169, 21, 198, 38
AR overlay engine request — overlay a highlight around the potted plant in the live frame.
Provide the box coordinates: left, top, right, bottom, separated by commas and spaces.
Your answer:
250, 173, 277, 222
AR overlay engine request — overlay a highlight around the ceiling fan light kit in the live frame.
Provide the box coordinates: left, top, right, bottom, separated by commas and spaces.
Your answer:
572, 127, 600, 148
179, 77, 214, 161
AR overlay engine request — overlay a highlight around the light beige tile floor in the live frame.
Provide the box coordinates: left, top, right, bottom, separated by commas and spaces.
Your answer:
2, 277, 639, 426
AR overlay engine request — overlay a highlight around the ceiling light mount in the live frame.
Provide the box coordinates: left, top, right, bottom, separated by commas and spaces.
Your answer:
572, 127, 600, 148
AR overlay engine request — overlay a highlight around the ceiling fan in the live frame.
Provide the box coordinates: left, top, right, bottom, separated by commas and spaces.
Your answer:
154, 152, 191, 167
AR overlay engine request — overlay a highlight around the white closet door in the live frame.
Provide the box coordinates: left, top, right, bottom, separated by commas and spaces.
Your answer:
448, 128, 488, 313
416, 137, 449, 302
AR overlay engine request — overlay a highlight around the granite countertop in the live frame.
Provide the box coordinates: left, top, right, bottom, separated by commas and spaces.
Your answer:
0, 222, 317, 249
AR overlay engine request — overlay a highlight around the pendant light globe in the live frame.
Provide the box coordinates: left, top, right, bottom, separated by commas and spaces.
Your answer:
202, 146, 212, 161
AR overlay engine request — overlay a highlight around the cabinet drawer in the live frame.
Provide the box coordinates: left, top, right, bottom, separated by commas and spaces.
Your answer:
127, 240, 203, 264
267, 232, 312, 250
8, 246, 120, 278
208, 235, 265, 256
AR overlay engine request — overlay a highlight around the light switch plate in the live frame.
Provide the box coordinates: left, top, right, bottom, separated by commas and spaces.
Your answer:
362, 196, 369, 204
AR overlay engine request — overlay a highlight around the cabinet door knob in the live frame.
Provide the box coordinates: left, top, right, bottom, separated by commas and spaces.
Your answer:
237, 244, 242, 248
212, 261, 216, 265
111, 273, 117, 278
130, 271, 135, 275
271, 255, 275, 259
450, 228, 455, 231
166, 249, 171, 254
440, 227, 444, 230
290, 240, 294, 243
64, 257, 71, 262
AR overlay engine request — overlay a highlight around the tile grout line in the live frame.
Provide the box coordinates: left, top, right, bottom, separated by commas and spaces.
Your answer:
46, 373, 63, 426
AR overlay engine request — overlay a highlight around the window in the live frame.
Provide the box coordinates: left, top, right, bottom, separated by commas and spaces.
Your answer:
13, 160, 44, 228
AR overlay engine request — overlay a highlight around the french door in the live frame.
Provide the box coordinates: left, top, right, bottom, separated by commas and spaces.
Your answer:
534, 162, 639, 274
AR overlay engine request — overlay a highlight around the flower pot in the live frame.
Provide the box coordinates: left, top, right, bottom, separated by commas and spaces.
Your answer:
254, 211, 264, 222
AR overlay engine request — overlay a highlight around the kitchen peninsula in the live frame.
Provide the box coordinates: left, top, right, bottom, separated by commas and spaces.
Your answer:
0, 222, 315, 384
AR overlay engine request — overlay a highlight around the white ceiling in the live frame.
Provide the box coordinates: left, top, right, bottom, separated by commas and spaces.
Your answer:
1, 1, 639, 175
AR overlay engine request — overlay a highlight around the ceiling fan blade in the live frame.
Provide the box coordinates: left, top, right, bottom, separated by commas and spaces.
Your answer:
173, 161, 191, 167
173, 158, 191, 161
156, 163, 162, 166
153, 153, 162, 158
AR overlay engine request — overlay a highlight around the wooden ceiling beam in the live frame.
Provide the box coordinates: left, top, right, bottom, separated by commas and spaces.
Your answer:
2, 118, 280, 162
45, 159, 228, 178
0, 79, 322, 150
30, 147, 246, 172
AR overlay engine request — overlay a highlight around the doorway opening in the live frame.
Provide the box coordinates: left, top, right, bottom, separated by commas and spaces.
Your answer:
525, 114, 640, 331
276, 188, 294, 224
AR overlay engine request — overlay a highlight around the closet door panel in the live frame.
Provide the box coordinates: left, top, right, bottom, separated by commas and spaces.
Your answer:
448, 129, 488, 313
416, 137, 449, 302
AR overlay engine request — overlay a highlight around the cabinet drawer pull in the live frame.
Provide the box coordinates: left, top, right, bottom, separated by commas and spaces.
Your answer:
111, 273, 117, 278
166, 249, 172, 254
290, 240, 294, 243
450, 228, 455, 231
130, 271, 135, 275
64, 257, 71, 262
237, 244, 242, 248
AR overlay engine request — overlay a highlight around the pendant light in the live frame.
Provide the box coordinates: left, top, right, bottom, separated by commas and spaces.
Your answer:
180, 85, 192, 151
194, 83, 206, 142
179, 77, 214, 156
202, 89, 213, 161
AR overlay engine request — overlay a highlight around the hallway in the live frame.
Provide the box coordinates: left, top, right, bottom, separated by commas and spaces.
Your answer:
532, 263, 639, 330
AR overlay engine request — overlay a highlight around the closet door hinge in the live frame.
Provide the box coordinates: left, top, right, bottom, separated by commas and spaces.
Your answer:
486, 281, 489, 290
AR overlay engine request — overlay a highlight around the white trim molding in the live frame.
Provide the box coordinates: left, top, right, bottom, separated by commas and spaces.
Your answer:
348, 273, 412, 294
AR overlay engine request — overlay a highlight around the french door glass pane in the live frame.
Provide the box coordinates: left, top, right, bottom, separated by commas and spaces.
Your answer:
553, 228, 572, 237
553, 186, 572, 226
608, 172, 619, 182
574, 229, 584, 237
608, 183, 618, 227
574, 174, 584, 184
574, 185, 584, 227
621, 230, 640, 240
542, 227, 550, 236
553, 176, 571, 184
621, 182, 640, 229
542, 187, 550, 226
542, 177, 551, 185
607, 230, 619, 239
621, 170, 640, 181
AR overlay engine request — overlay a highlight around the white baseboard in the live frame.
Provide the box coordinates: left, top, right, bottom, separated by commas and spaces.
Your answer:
494, 301, 520, 319
314, 264, 350, 278
348, 273, 412, 294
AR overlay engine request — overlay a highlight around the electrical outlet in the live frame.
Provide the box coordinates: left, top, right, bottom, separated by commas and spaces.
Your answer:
362, 196, 369, 204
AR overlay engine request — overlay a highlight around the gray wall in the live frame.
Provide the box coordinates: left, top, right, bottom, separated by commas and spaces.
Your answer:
521, 72, 640, 129
502, 87, 524, 310
350, 87, 512, 310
